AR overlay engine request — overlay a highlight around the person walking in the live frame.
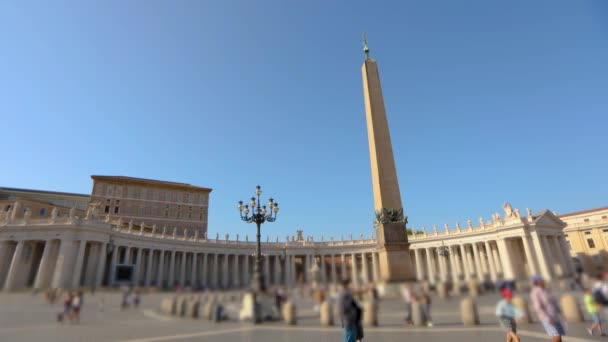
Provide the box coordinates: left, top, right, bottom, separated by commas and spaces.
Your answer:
496, 288, 524, 342
419, 288, 433, 327
530, 275, 565, 342
584, 287, 603, 336
70, 291, 82, 324
402, 283, 413, 325
338, 278, 360, 342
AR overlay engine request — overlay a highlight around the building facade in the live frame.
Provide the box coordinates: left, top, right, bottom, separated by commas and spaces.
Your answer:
90, 176, 212, 237
561, 207, 608, 275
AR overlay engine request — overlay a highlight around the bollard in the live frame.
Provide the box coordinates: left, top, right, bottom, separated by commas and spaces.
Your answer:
160, 297, 173, 315
176, 296, 187, 317
559, 279, 572, 291
187, 299, 200, 319
560, 294, 583, 323
363, 300, 378, 326
451, 282, 462, 296
511, 296, 531, 323
320, 301, 334, 326
460, 297, 480, 326
411, 302, 428, 326
437, 282, 449, 299
203, 300, 217, 320
283, 301, 297, 325
468, 281, 480, 297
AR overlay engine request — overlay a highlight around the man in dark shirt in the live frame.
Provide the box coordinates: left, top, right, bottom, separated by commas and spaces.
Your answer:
337, 278, 359, 342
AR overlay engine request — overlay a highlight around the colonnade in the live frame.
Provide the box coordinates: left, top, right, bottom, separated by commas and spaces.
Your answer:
412, 234, 575, 284
0, 236, 382, 291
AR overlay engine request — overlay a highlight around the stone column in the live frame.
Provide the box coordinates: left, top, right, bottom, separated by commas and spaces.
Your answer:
484, 242, 498, 282
361, 252, 369, 285
243, 255, 249, 287
549, 236, 567, 277
449, 248, 459, 284
4, 240, 25, 290
156, 251, 165, 288
145, 249, 154, 287
191, 253, 198, 288
320, 255, 327, 283
371, 252, 379, 282
496, 239, 515, 280
34, 239, 53, 289
124, 247, 132, 264
540, 235, 556, 280
179, 252, 186, 287
233, 254, 239, 288
201, 253, 207, 287
264, 254, 270, 288
133, 248, 143, 286
414, 249, 424, 281
459, 245, 471, 281
351, 253, 358, 286
223, 254, 230, 288
331, 254, 337, 284
168, 250, 176, 288
558, 236, 576, 277
109, 246, 119, 287
274, 255, 281, 286
425, 248, 436, 284
492, 244, 503, 275
521, 235, 540, 277
340, 254, 346, 281
71, 240, 88, 288
530, 233, 552, 280
472, 243, 483, 281
95, 242, 107, 288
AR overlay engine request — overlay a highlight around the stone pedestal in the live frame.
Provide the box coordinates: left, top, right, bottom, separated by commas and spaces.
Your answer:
176, 296, 187, 317
283, 301, 296, 325
411, 302, 427, 326
468, 281, 480, 297
512, 296, 531, 324
320, 301, 333, 326
436, 282, 449, 299
239, 292, 281, 323
560, 294, 583, 323
187, 299, 200, 319
363, 300, 378, 326
161, 297, 177, 315
460, 297, 480, 326
203, 300, 217, 320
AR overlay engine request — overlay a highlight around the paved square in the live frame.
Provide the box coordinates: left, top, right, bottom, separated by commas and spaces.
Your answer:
0, 290, 600, 342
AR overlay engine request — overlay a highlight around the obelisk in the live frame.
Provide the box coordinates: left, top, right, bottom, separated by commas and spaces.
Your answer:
361, 35, 416, 289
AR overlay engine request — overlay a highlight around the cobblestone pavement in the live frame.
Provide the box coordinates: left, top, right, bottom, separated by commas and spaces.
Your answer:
0, 290, 603, 342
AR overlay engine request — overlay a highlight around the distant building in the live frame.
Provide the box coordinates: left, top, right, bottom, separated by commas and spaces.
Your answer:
560, 207, 608, 274
90, 176, 212, 237
0, 187, 89, 220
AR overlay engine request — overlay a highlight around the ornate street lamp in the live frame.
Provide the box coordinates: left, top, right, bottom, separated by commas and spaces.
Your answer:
238, 185, 279, 293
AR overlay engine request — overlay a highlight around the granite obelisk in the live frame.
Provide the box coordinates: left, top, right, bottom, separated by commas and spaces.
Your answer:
361, 35, 416, 287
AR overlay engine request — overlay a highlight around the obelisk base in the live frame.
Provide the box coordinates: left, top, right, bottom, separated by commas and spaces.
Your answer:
376, 247, 417, 298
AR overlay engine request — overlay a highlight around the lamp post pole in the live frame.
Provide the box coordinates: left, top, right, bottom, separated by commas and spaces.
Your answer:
238, 185, 279, 293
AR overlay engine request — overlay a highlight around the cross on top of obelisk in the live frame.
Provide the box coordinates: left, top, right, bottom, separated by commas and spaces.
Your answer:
362, 32, 370, 60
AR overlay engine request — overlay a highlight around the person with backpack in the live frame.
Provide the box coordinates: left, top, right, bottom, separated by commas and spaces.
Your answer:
592, 273, 608, 331
496, 288, 524, 342
584, 287, 603, 336
338, 278, 361, 342
530, 275, 565, 342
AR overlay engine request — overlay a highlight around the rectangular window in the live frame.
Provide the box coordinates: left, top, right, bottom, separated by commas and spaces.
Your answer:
584, 218, 590, 222
199, 212, 203, 220
153, 191, 159, 200
105, 206, 110, 213
106, 186, 113, 196
140, 188, 147, 200
128, 187, 134, 198
587, 238, 596, 248
39, 208, 46, 216
177, 192, 183, 202
139, 207, 145, 216
603, 229, 608, 233
188, 193, 193, 203
602, 216, 607, 219
114, 206, 119, 214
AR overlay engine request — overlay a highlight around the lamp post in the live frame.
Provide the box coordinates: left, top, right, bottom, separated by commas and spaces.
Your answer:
238, 185, 279, 293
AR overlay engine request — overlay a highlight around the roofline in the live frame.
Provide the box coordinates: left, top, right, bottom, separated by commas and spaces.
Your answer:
558, 206, 608, 218
90, 176, 213, 192
0, 187, 90, 199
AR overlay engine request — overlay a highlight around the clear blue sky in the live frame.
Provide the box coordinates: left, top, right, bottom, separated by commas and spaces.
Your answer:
1, 1, 607, 240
